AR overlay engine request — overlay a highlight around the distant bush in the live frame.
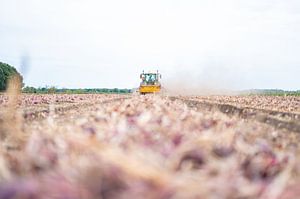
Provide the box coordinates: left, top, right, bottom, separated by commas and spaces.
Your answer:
0, 62, 23, 91
22, 86, 37, 93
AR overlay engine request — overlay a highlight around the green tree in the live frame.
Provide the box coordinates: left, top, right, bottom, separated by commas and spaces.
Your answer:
0, 62, 23, 91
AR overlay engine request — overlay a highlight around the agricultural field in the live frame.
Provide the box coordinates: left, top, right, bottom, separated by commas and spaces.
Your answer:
188, 95, 300, 113
0, 93, 300, 199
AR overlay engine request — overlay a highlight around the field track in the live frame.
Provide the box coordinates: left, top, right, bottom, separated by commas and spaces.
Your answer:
171, 96, 300, 133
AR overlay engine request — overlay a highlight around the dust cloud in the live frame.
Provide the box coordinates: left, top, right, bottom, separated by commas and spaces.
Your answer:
161, 66, 245, 96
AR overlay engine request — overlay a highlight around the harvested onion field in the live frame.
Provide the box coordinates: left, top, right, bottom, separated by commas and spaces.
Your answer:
0, 94, 300, 199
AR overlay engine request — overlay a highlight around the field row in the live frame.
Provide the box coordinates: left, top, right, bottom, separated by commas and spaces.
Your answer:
0, 94, 122, 106
187, 95, 300, 113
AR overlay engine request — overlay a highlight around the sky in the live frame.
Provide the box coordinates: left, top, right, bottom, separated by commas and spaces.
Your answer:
0, 0, 299, 90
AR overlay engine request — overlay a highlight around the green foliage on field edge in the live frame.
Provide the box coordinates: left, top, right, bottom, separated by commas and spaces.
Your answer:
240, 89, 300, 96
0, 62, 24, 91
22, 86, 132, 94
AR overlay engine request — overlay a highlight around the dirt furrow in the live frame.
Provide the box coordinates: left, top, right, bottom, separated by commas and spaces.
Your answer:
171, 96, 300, 133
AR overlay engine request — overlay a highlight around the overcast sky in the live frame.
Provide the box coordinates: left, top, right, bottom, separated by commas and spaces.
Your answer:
0, 0, 299, 90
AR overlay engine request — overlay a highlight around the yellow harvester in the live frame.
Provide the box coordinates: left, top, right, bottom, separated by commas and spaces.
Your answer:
139, 70, 162, 94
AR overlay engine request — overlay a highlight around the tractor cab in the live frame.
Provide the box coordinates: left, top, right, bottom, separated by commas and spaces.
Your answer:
140, 73, 160, 85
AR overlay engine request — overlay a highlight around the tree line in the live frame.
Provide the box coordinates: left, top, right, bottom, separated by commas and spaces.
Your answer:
241, 89, 300, 96
22, 86, 132, 94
